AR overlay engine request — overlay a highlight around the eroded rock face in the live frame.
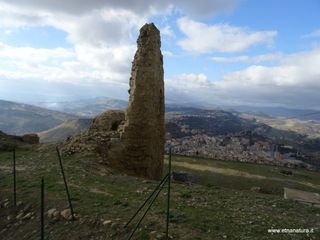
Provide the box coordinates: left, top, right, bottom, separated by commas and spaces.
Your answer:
22, 133, 39, 144
62, 110, 125, 156
62, 23, 165, 180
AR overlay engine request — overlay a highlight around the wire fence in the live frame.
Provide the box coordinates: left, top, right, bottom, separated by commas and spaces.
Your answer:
7, 147, 173, 239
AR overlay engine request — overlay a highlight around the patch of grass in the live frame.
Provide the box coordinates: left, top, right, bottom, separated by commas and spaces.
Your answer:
1, 146, 320, 239
179, 191, 192, 198
137, 229, 149, 239
205, 182, 214, 188
165, 154, 320, 195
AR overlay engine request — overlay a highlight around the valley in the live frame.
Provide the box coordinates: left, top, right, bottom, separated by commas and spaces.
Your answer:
1, 98, 320, 170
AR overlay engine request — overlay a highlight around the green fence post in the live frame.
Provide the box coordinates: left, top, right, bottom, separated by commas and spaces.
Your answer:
166, 148, 172, 238
125, 173, 169, 228
127, 174, 169, 240
13, 148, 16, 206
41, 178, 44, 240
56, 147, 75, 220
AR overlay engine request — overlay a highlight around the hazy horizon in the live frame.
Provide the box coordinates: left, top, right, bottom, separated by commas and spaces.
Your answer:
1, 0, 320, 110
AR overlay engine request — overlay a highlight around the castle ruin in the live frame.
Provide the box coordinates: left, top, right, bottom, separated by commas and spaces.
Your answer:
62, 23, 165, 180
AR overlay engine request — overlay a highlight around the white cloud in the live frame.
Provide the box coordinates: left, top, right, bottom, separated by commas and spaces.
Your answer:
0, 0, 168, 16
48, 9, 147, 47
74, 44, 135, 81
173, 0, 238, 18
0, 1, 150, 47
165, 73, 212, 101
226, 50, 320, 88
0, 42, 75, 62
161, 26, 176, 38
1, 0, 239, 19
162, 51, 174, 56
2, 0, 318, 110
0, 2, 52, 27
0, 75, 129, 103
211, 53, 284, 63
0, 1, 143, 90
165, 73, 212, 104
0, 42, 80, 83
0, 41, 135, 86
217, 48, 320, 107
177, 73, 210, 86
302, 29, 320, 38
0, 0, 241, 81
177, 17, 277, 54
4, 29, 13, 35
166, 47, 320, 109
211, 56, 249, 63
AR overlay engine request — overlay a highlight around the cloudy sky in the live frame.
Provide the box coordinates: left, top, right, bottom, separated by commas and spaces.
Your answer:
0, 0, 320, 110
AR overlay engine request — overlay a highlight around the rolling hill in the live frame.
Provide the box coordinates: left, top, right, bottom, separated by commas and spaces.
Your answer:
0, 98, 320, 165
33, 97, 128, 117
0, 100, 81, 135
37, 119, 93, 143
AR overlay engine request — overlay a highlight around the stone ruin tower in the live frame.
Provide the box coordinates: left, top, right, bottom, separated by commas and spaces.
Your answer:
61, 23, 165, 181
120, 23, 165, 180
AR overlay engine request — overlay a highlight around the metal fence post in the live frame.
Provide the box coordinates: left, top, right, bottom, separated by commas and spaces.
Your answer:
127, 174, 169, 240
126, 150, 173, 239
56, 147, 75, 220
125, 173, 169, 228
166, 148, 172, 238
41, 178, 44, 240
13, 148, 17, 206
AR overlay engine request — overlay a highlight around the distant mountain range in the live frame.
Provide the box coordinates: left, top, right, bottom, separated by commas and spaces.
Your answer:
1, 97, 320, 142
0, 100, 81, 135
31, 97, 320, 121
224, 105, 320, 121
33, 97, 128, 117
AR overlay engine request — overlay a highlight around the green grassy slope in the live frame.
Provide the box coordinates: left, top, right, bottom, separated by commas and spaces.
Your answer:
37, 119, 92, 143
1, 144, 319, 239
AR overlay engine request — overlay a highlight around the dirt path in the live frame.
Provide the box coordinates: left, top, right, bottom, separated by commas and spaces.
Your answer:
0, 166, 27, 171
169, 161, 320, 190
170, 161, 266, 180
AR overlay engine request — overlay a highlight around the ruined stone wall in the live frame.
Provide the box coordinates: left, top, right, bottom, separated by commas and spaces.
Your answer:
62, 110, 125, 157
62, 23, 165, 181
119, 23, 165, 180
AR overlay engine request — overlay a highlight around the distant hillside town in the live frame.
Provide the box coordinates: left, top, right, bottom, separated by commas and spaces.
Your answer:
165, 108, 320, 171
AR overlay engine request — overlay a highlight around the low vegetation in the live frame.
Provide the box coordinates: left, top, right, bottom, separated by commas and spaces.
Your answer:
1, 140, 320, 239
